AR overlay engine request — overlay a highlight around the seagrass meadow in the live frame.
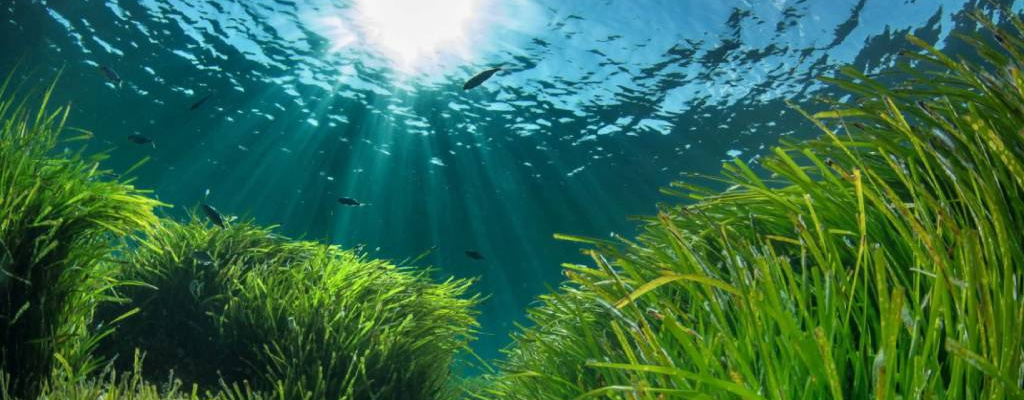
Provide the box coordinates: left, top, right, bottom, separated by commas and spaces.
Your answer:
1, 3, 1024, 400
478, 13, 1024, 400
0, 78, 480, 399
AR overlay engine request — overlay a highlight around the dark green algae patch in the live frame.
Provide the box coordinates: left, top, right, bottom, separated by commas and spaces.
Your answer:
3, 11, 1024, 400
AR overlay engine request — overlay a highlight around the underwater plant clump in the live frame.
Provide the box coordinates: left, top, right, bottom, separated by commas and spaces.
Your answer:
3, 353, 270, 400
480, 12, 1024, 400
0, 78, 162, 399
98, 217, 479, 400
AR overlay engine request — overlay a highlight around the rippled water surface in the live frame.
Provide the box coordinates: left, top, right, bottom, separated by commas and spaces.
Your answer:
2, 0, 1018, 361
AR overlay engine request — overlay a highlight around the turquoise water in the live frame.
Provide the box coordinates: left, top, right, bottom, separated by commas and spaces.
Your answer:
1, 0, 1017, 363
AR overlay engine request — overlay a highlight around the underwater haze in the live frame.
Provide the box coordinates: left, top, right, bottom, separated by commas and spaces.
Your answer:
1, 0, 1019, 362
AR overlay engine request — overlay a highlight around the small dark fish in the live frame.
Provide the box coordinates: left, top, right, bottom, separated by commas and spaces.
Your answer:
201, 203, 226, 228
464, 250, 485, 260
127, 134, 155, 148
191, 250, 214, 266
98, 65, 122, 87
189, 92, 215, 110
337, 197, 362, 206
462, 67, 502, 91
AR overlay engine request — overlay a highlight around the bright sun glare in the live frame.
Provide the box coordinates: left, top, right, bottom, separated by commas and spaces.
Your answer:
316, 0, 479, 72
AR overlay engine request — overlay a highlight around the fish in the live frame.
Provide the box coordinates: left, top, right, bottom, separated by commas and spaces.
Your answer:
462, 67, 502, 91
189, 92, 215, 110
201, 203, 226, 228
127, 133, 155, 148
191, 250, 215, 266
464, 250, 485, 260
337, 197, 362, 206
98, 65, 122, 87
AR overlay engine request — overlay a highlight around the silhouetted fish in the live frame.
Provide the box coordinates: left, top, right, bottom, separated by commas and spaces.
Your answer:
98, 65, 122, 87
464, 250, 485, 260
191, 250, 214, 266
337, 197, 362, 206
189, 92, 215, 110
462, 67, 501, 91
127, 133, 155, 148
201, 203, 226, 228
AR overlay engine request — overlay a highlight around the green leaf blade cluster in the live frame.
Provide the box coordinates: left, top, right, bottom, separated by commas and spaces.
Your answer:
481, 12, 1024, 400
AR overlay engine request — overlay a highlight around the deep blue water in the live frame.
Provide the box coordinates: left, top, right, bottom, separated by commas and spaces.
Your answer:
2, 0, 1019, 363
